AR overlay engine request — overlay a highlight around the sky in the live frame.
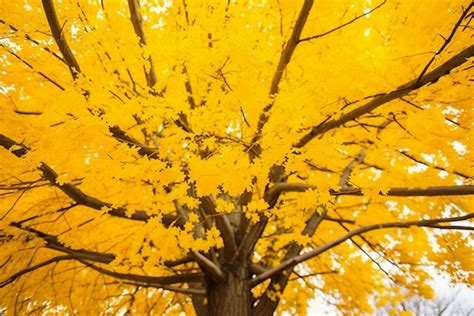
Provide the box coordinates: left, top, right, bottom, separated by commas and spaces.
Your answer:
307, 271, 474, 315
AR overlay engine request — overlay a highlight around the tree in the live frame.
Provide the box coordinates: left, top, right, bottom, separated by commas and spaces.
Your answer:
0, 0, 472, 315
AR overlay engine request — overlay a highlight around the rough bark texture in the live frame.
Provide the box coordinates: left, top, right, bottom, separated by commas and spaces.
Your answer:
208, 265, 252, 316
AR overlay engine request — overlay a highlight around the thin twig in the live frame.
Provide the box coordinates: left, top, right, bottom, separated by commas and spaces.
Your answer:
299, 1, 386, 43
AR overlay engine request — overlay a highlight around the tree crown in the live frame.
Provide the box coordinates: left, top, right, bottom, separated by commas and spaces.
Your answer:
0, 0, 473, 315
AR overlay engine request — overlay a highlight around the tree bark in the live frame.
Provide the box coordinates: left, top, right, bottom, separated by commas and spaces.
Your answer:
207, 265, 252, 316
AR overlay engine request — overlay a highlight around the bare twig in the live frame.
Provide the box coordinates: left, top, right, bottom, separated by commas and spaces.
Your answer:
399, 150, 470, 179
299, 1, 386, 43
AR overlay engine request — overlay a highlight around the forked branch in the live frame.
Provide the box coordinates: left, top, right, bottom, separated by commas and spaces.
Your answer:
200, 196, 237, 259
78, 259, 205, 286
41, 1, 155, 157
192, 251, 225, 282
42, 0, 81, 76
9, 220, 195, 268
253, 0, 314, 144
0, 134, 178, 225
251, 213, 474, 286
0, 19, 66, 64
416, 2, 473, 84
296, 44, 474, 147
0, 255, 73, 288
269, 0, 314, 96
127, 0, 157, 88
253, 206, 328, 314
0, 254, 205, 295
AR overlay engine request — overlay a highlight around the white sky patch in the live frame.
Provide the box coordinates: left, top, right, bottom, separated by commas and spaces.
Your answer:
437, 170, 448, 179
85, 152, 99, 165
0, 36, 21, 51
226, 120, 242, 138
402, 204, 412, 217
0, 85, 15, 94
408, 164, 428, 173
441, 105, 460, 115
363, 7, 373, 18
385, 201, 398, 211
149, 0, 173, 14
451, 141, 467, 155
151, 18, 166, 29
364, 28, 371, 37
420, 153, 434, 163
70, 24, 79, 39
96, 8, 104, 19
371, 168, 382, 180
150, 0, 172, 29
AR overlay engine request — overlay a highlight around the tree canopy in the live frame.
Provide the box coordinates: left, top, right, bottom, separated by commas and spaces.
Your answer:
0, 0, 473, 315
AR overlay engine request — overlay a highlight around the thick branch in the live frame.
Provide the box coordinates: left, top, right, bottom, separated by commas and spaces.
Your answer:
127, 0, 157, 88
266, 182, 474, 201
5, 222, 203, 292
251, 213, 473, 286
0, 134, 29, 157
254, 206, 328, 315
10, 220, 194, 269
296, 44, 474, 147
252, 0, 314, 143
79, 259, 204, 285
10, 221, 115, 263
192, 251, 225, 282
122, 281, 206, 296
238, 219, 268, 261
1, 44, 65, 91
269, 0, 314, 95
416, 2, 473, 83
0, 255, 73, 288
42, 0, 81, 75
0, 19, 66, 64
109, 126, 158, 158
0, 252, 203, 295
339, 149, 366, 188
0, 134, 177, 225
199, 196, 237, 259
38, 163, 178, 224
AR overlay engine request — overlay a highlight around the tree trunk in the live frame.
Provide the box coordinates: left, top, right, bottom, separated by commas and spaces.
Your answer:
207, 266, 252, 316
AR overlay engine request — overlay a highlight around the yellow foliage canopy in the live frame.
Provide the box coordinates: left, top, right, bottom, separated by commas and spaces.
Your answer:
0, 0, 472, 315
